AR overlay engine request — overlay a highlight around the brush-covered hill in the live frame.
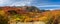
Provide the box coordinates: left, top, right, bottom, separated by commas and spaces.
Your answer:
0, 6, 60, 24
0, 6, 41, 15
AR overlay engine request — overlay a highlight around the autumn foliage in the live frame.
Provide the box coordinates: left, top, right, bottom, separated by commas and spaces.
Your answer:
0, 6, 60, 24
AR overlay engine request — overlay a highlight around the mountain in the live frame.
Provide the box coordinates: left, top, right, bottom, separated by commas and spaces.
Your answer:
0, 6, 41, 14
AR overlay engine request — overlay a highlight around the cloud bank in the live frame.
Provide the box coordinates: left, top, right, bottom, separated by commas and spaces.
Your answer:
0, 0, 33, 6
0, 0, 60, 10
10, 0, 33, 6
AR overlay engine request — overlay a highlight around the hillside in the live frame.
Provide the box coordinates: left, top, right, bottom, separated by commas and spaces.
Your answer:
0, 6, 60, 24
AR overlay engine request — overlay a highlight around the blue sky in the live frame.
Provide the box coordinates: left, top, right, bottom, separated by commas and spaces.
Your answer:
0, 0, 60, 10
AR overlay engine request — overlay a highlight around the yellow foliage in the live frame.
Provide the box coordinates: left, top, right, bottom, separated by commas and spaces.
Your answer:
0, 10, 5, 16
16, 18, 20, 20
39, 16, 48, 21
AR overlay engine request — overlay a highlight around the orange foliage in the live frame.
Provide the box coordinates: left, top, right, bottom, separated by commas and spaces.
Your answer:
0, 6, 60, 22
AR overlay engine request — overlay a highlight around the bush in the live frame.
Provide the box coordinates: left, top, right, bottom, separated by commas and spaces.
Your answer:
0, 15, 8, 24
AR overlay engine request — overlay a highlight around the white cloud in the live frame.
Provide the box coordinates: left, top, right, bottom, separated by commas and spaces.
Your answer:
10, 2, 26, 6
44, 7, 60, 10
0, 0, 7, 4
45, 9, 54, 10
0, 0, 14, 6
9, 0, 33, 6
0, 0, 33, 6
36, 5, 60, 7
0, 0, 11, 4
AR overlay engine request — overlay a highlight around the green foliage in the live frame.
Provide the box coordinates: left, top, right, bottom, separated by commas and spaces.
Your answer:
14, 14, 25, 19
